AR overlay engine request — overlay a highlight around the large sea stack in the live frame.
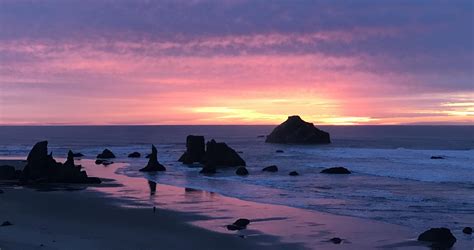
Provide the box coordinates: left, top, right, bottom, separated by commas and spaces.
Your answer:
265, 115, 330, 144
139, 145, 166, 172
21, 141, 101, 184
201, 140, 246, 167
178, 135, 206, 164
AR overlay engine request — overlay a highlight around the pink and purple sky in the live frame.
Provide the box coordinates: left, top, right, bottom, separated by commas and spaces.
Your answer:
0, 0, 472, 125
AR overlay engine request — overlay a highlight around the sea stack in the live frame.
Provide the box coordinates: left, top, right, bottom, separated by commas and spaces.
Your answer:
139, 145, 166, 172
266, 115, 330, 144
21, 141, 101, 184
178, 135, 206, 164
201, 139, 246, 167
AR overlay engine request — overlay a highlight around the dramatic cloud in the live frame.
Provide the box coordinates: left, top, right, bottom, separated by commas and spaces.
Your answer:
0, 0, 472, 124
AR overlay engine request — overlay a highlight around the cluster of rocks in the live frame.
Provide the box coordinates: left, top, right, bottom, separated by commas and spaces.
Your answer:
0, 141, 101, 184
178, 136, 246, 174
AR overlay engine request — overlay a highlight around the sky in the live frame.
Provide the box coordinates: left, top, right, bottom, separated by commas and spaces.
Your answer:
0, 0, 473, 125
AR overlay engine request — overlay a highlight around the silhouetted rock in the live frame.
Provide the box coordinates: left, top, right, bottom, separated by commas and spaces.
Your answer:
128, 152, 141, 158
0, 165, 21, 180
63, 150, 76, 168
102, 161, 113, 166
330, 237, 342, 244
233, 218, 250, 228
262, 165, 278, 172
463, 227, 472, 234
226, 224, 241, 231
21, 141, 101, 184
139, 145, 166, 172
178, 135, 206, 164
417, 228, 456, 248
276, 150, 284, 153
145, 154, 151, 158
0, 189, 4, 194
199, 166, 216, 174
226, 218, 250, 231
72, 152, 84, 158
201, 140, 246, 167
321, 167, 351, 174
266, 116, 330, 144
431, 156, 444, 159
96, 149, 115, 159
289, 171, 299, 176
1, 221, 12, 227
95, 159, 112, 166
236, 167, 249, 176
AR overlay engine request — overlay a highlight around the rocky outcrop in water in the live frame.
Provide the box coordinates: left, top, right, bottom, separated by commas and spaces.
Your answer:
417, 227, 456, 248
139, 145, 166, 172
320, 167, 351, 174
201, 140, 246, 167
266, 115, 330, 144
289, 171, 299, 176
199, 166, 216, 174
128, 152, 141, 158
235, 167, 249, 176
96, 149, 115, 159
262, 165, 278, 172
178, 135, 206, 164
21, 141, 101, 184
463, 227, 472, 235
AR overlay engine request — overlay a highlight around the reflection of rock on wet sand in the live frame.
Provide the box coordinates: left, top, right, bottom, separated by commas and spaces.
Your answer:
148, 180, 156, 195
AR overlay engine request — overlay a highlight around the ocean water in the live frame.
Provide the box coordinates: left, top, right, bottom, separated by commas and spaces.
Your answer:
0, 125, 473, 230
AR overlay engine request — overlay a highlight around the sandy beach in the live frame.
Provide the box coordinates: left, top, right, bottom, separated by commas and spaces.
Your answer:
3, 158, 471, 250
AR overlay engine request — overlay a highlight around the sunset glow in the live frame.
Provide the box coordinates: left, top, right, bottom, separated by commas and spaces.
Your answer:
0, 1, 472, 125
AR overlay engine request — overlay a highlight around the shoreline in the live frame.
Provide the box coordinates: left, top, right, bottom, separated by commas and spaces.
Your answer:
1, 159, 472, 249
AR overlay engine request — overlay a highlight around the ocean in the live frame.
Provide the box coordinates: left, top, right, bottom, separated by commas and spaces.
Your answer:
1, 125, 473, 230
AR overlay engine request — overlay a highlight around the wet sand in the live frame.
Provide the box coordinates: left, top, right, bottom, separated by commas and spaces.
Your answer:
1, 159, 471, 249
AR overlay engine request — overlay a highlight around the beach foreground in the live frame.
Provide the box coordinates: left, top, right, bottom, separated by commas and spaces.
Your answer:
1, 159, 472, 249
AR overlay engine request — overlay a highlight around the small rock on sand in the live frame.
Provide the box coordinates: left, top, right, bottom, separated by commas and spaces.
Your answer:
226, 218, 250, 231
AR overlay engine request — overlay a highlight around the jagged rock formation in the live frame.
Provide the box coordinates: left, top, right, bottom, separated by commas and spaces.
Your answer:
201, 140, 246, 167
21, 141, 101, 184
139, 145, 166, 172
266, 115, 330, 144
178, 135, 206, 164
